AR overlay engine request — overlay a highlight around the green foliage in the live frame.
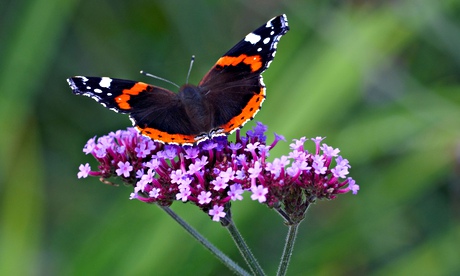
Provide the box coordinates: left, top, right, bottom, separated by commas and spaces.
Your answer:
1, 0, 459, 275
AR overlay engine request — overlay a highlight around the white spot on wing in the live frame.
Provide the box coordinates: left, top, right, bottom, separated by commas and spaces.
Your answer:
245, 32, 261, 44
282, 14, 289, 26
94, 88, 102, 93
259, 76, 266, 87
77, 76, 89, 83
99, 77, 112, 88
129, 117, 137, 125
266, 60, 273, 68
263, 37, 270, 44
67, 79, 78, 90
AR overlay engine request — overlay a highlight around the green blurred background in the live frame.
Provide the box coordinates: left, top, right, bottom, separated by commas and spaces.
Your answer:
1, 0, 459, 275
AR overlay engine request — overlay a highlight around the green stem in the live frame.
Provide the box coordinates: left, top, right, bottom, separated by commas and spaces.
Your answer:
159, 206, 250, 276
274, 207, 293, 225
225, 218, 265, 276
277, 223, 299, 276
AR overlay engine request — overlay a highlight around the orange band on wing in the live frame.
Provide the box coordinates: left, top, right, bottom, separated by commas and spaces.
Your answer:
115, 94, 131, 109
221, 87, 265, 134
115, 82, 150, 110
216, 54, 263, 72
136, 126, 197, 145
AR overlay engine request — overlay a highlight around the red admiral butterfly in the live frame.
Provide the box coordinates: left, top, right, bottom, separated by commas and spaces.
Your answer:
67, 14, 289, 145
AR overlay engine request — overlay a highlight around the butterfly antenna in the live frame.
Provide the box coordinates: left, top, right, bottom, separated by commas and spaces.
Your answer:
186, 55, 195, 84
140, 70, 180, 89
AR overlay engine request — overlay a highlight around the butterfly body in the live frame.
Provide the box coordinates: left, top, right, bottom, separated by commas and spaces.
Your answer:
68, 14, 289, 145
177, 84, 213, 133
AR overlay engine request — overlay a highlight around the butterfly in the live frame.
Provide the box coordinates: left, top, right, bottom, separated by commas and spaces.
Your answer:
67, 14, 289, 145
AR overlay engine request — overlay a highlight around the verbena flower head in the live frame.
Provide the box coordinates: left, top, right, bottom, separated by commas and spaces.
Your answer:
78, 122, 359, 223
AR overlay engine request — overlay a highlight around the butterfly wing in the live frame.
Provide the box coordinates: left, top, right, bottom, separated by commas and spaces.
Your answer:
67, 76, 198, 144
68, 15, 289, 144
198, 14, 289, 134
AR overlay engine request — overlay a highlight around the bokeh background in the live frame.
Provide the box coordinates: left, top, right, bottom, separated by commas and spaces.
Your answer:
1, 0, 459, 275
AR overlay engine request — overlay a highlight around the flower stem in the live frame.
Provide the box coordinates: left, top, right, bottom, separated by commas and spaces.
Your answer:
277, 223, 299, 276
274, 207, 293, 225
159, 205, 250, 276
225, 218, 266, 276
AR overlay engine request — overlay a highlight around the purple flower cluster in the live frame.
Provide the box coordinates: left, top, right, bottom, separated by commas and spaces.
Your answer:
78, 123, 359, 223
